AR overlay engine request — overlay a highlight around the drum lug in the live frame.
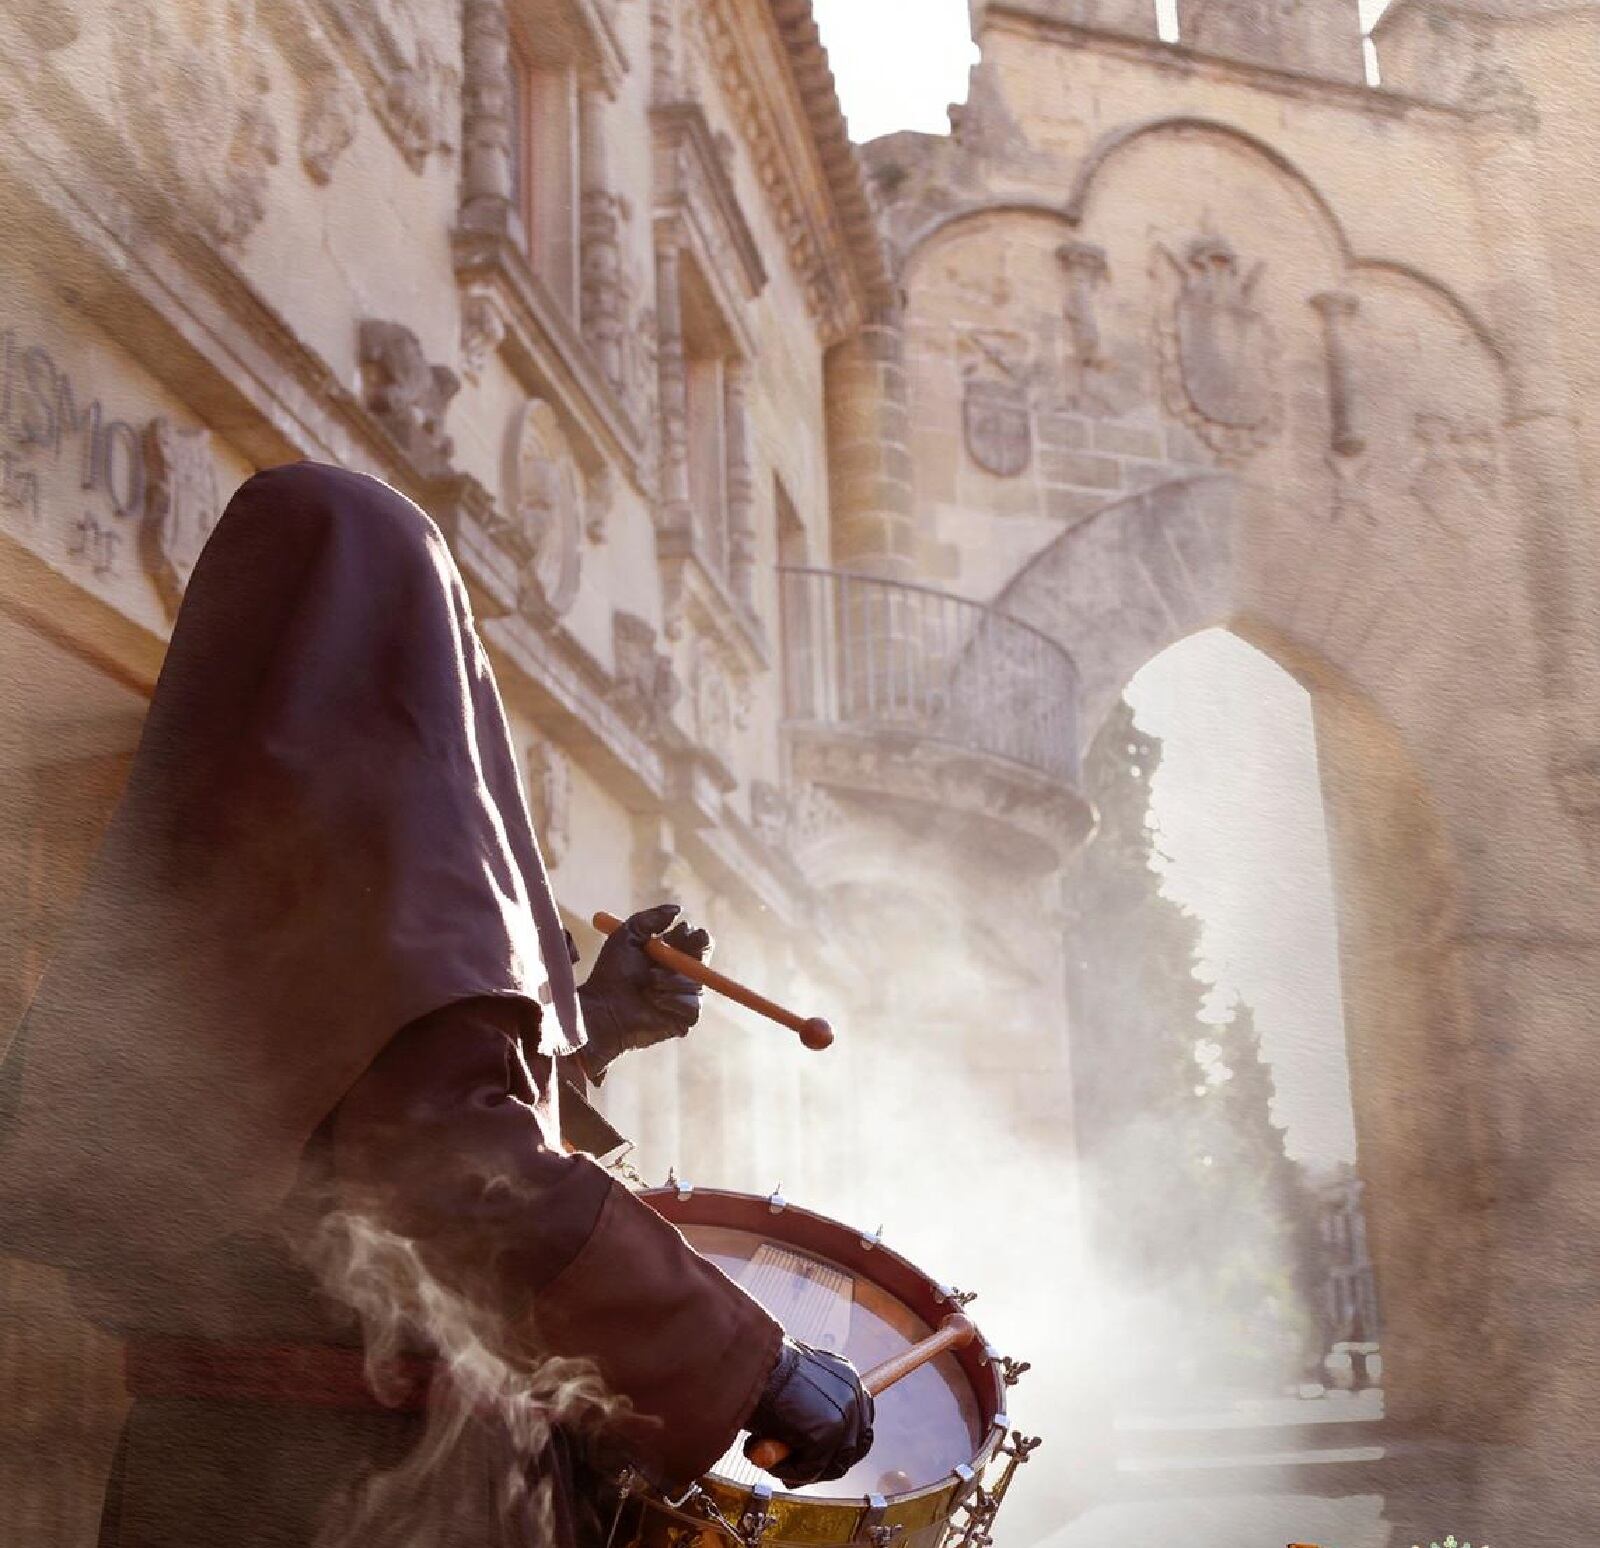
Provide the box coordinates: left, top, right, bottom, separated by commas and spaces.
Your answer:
738, 1481, 775, 1546
854, 1493, 903, 1547
766, 1184, 787, 1214
664, 1168, 694, 1202
859, 1224, 883, 1252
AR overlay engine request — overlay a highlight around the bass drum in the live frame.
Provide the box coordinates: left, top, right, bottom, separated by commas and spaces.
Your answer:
605, 1186, 1010, 1548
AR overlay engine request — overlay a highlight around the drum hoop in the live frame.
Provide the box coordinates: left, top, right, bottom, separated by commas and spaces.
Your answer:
638, 1186, 1009, 1514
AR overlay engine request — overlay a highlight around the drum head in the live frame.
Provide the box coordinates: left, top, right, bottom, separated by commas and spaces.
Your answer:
641, 1191, 1002, 1504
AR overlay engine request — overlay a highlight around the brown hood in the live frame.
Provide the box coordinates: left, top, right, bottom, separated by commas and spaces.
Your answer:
0, 461, 583, 1279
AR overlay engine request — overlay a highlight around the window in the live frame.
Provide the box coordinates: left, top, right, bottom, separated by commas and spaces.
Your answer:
509, 29, 579, 316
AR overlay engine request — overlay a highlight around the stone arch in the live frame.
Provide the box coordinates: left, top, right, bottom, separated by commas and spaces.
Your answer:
995, 468, 1564, 1439
1063, 114, 1505, 369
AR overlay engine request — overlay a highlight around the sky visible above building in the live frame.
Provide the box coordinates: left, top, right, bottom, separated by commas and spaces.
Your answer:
813, 0, 1397, 143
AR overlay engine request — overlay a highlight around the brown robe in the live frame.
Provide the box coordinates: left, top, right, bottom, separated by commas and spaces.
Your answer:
0, 463, 780, 1546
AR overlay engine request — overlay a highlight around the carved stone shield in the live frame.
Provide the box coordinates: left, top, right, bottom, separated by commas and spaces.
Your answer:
962, 376, 1031, 478
143, 417, 220, 617
1158, 234, 1282, 463
1173, 237, 1274, 430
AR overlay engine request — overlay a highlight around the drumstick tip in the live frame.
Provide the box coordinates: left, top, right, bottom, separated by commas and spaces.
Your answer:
801, 1017, 834, 1051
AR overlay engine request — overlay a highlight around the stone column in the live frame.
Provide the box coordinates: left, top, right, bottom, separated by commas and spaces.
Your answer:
723, 357, 756, 609
580, 91, 626, 395
1176, 0, 1366, 84
1310, 290, 1365, 458
460, 0, 514, 234
823, 307, 915, 580
654, 236, 692, 536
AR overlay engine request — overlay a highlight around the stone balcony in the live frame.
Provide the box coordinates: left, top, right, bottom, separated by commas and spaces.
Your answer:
778, 566, 1095, 866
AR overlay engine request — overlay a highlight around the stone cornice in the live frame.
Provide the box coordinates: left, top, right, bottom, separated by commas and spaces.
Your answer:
650, 101, 768, 305
766, 0, 897, 311
694, 0, 893, 345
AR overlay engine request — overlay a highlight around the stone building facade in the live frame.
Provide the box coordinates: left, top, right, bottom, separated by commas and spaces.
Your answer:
2, 0, 1599, 1543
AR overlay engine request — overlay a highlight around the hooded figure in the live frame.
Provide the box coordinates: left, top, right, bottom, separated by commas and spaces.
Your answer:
0, 463, 872, 1548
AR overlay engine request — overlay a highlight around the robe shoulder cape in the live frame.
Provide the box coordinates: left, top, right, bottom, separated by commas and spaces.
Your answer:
0, 461, 585, 1282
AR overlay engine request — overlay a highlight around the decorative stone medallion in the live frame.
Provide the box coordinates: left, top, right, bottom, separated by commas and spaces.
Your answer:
506, 399, 583, 618
143, 417, 220, 617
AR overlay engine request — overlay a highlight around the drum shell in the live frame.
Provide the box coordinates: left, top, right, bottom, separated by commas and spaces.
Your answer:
603, 1188, 1009, 1548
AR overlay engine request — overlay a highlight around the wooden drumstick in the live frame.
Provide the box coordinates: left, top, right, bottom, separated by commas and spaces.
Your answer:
746, 1314, 977, 1475
592, 910, 834, 1051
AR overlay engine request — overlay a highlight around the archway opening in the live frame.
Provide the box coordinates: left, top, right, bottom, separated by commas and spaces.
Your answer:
1066, 628, 1379, 1417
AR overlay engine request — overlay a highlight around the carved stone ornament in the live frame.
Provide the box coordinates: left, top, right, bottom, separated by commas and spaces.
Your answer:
694, 640, 735, 754
359, 320, 460, 476
585, 462, 614, 545
113, 2, 281, 249
503, 399, 583, 618
143, 417, 221, 617
610, 610, 681, 741
960, 332, 1032, 479
525, 732, 572, 869
459, 287, 508, 383
750, 780, 789, 847
1057, 240, 1109, 372
1157, 235, 1282, 464
381, 13, 457, 173
300, 69, 358, 184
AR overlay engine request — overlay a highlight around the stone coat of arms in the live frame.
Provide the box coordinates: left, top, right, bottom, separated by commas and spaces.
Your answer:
1157, 235, 1282, 462
960, 332, 1033, 479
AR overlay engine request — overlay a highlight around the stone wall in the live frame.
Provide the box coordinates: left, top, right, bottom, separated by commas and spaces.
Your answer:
869, 0, 1600, 1536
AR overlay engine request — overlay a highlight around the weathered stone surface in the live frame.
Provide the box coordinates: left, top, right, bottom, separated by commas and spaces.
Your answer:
1178, 0, 1367, 83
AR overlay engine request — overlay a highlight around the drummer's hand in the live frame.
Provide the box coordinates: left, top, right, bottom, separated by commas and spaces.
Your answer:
576, 904, 711, 1080
744, 1338, 875, 1488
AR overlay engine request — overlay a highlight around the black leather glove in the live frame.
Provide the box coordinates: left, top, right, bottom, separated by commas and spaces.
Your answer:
576, 904, 711, 1080
743, 1338, 875, 1488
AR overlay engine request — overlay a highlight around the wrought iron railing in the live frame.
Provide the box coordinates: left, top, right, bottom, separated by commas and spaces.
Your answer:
778, 566, 1081, 784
